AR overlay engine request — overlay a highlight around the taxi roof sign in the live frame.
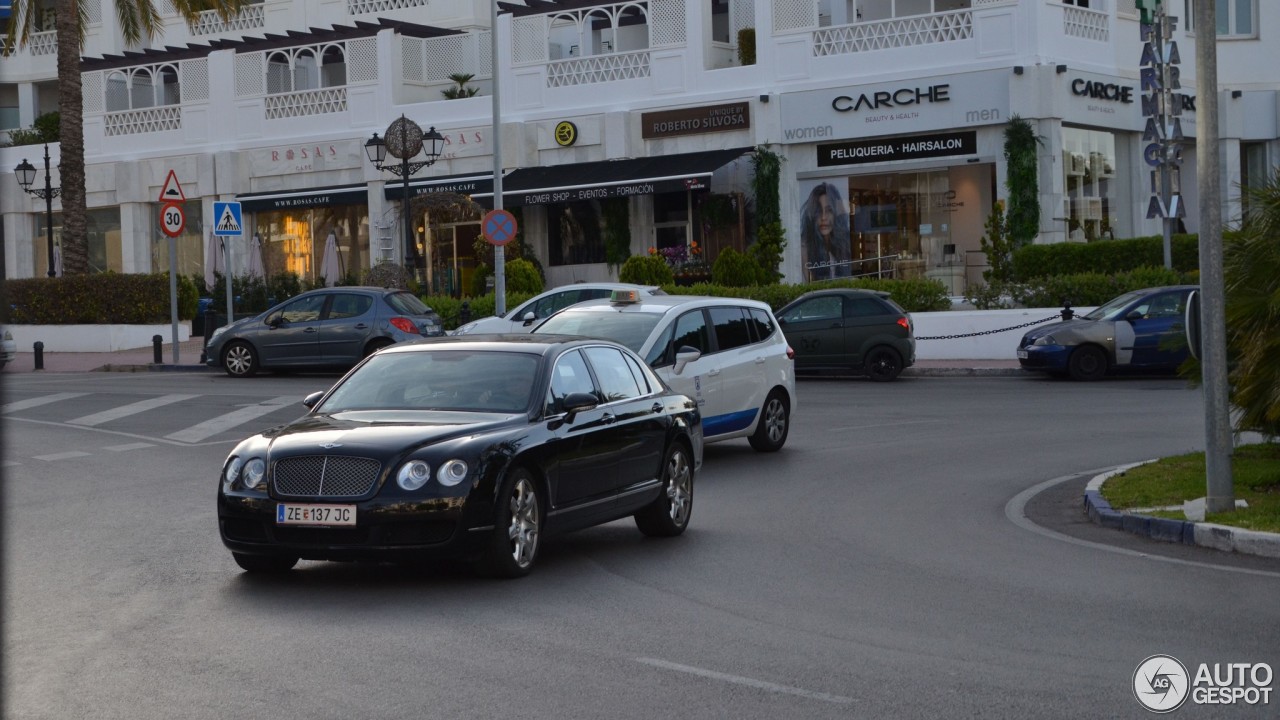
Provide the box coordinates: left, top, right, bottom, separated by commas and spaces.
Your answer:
610, 289, 641, 304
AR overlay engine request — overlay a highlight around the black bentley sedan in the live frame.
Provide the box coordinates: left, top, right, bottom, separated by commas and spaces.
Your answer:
218, 334, 702, 578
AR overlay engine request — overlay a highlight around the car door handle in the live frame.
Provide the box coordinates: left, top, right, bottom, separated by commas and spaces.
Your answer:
354, 323, 368, 329
651, 403, 663, 414
707, 368, 721, 377
303, 328, 317, 333
754, 357, 766, 364
829, 322, 842, 328
601, 413, 616, 425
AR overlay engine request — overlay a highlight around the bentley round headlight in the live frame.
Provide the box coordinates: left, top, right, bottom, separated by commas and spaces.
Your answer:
223, 457, 243, 491
242, 458, 266, 491
397, 460, 431, 491
436, 459, 469, 487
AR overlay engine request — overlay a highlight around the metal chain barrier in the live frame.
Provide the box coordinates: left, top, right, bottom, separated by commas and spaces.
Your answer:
916, 314, 1064, 341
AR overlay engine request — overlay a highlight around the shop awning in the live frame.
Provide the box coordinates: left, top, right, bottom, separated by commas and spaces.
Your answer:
237, 183, 369, 212
497, 147, 753, 206
382, 172, 495, 201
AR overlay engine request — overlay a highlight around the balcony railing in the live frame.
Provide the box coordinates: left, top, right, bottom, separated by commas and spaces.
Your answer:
264, 87, 348, 119
190, 5, 265, 36
29, 30, 58, 56
347, 0, 428, 14
105, 106, 182, 136
1063, 5, 1109, 42
813, 9, 972, 56
546, 49, 650, 87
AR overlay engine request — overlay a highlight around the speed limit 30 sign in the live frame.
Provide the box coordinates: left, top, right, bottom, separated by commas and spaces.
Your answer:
161, 202, 186, 238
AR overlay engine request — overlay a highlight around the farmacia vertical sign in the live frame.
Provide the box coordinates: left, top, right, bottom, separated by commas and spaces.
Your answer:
1138, 0, 1186, 266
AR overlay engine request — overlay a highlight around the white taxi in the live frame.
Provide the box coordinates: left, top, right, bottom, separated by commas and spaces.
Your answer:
533, 291, 796, 451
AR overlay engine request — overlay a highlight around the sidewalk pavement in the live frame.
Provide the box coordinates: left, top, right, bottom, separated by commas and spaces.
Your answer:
1, 343, 1025, 376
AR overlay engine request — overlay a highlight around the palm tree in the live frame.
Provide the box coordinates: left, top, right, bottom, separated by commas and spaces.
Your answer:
9, 0, 245, 275
1222, 173, 1280, 436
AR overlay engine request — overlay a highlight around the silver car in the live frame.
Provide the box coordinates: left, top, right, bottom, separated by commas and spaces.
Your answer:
205, 287, 444, 377
1, 326, 16, 369
452, 282, 664, 335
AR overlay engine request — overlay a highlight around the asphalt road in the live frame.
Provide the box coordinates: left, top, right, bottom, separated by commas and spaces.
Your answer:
3, 371, 1277, 719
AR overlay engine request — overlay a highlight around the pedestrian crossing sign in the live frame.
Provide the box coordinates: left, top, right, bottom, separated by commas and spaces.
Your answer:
212, 201, 243, 237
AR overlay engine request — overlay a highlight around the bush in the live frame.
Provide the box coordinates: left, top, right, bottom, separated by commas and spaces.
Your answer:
503, 258, 544, 295
1011, 234, 1200, 279
711, 247, 763, 287
1011, 266, 1184, 308
6, 273, 199, 324
737, 28, 756, 66
619, 255, 675, 286
422, 291, 536, 330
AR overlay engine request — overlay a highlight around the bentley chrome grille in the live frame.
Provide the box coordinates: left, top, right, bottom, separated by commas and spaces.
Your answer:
273, 455, 381, 498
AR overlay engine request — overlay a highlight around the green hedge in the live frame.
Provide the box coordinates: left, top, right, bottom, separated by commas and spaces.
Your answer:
1012, 266, 1188, 307
662, 277, 952, 313
422, 291, 536, 329
6, 273, 199, 324
1011, 234, 1201, 279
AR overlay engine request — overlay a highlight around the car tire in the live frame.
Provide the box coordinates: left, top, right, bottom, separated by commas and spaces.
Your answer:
1068, 345, 1108, 381
232, 552, 298, 573
222, 341, 259, 377
480, 467, 542, 579
635, 441, 694, 537
864, 346, 903, 382
748, 389, 790, 452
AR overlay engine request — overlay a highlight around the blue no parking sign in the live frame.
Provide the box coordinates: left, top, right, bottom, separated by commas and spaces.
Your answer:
482, 209, 518, 246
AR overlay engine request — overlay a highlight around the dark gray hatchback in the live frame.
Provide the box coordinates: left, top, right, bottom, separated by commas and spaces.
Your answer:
776, 288, 916, 381
205, 287, 444, 377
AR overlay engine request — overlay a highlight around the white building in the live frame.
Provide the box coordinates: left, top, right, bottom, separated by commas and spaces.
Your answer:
2, 0, 1276, 294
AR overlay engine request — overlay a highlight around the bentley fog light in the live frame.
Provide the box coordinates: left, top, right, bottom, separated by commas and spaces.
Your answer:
436, 459, 469, 487
397, 460, 431, 491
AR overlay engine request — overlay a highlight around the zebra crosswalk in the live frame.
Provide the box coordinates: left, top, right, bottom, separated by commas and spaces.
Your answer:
3, 389, 306, 451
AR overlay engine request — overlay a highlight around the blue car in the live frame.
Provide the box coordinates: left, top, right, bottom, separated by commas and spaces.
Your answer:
1016, 285, 1197, 381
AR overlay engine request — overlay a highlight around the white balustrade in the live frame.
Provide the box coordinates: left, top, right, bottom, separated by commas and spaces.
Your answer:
546, 49, 650, 87
813, 9, 972, 56
264, 87, 348, 119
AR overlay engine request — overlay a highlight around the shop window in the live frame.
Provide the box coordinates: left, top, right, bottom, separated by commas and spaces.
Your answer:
151, 200, 204, 277
1241, 142, 1268, 219
87, 207, 124, 274
1062, 126, 1118, 242
653, 191, 691, 259
548, 201, 605, 266
255, 205, 370, 285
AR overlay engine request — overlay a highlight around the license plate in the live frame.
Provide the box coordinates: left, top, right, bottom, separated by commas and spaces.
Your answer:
276, 503, 356, 527
1016, 350, 1028, 359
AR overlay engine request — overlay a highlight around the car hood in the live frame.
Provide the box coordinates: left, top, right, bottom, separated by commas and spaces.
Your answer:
256, 411, 523, 456
1022, 317, 1100, 341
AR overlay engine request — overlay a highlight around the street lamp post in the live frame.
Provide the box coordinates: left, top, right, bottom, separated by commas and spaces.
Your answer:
365, 117, 445, 278
14, 143, 62, 277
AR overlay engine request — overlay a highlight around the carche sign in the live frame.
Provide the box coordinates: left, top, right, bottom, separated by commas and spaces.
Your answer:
642, 102, 750, 139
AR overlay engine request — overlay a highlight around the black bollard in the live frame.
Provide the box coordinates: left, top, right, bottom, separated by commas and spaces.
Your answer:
1061, 303, 1075, 321
153, 335, 164, 364
33, 341, 44, 370
459, 301, 471, 325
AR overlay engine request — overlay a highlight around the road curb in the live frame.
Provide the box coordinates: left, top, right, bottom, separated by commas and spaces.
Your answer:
902, 367, 1024, 378
1083, 463, 1280, 559
97, 363, 216, 373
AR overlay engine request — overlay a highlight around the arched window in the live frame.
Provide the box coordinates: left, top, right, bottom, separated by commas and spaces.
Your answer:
130, 68, 155, 109
293, 48, 318, 91
266, 51, 292, 94
106, 71, 130, 111
320, 45, 346, 88
159, 65, 180, 105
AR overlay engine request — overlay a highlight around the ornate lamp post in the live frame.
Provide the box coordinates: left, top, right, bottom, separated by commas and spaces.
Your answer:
14, 143, 62, 277
365, 116, 445, 275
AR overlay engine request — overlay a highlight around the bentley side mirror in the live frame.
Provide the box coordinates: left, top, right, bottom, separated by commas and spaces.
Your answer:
673, 346, 701, 375
561, 392, 599, 423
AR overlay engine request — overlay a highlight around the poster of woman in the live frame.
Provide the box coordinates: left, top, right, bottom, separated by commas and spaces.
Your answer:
800, 181, 852, 281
